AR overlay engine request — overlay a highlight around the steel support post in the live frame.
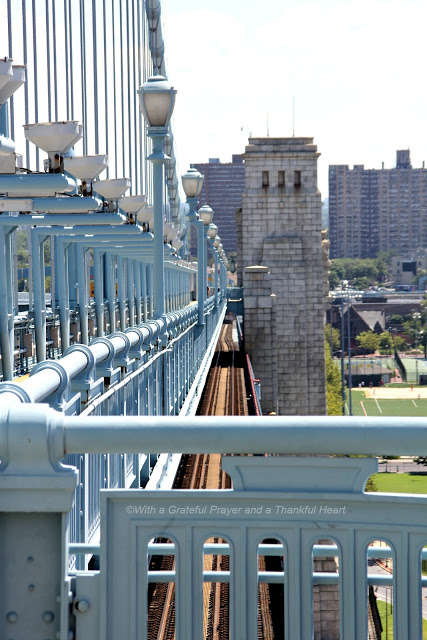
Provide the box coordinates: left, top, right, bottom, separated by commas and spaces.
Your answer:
94, 248, 105, 337
76, 244, 89, 345
141, 263, 148, 321
117, 257, 126, 330
31, 228, 48, 362
127, 258, 135, 327
5, 227, 15, 367
57, 238, 71, 354
134, 260, 142, 325
0, 101, 10, 137
0, 226, 14, 379
147, 264, 154, 319
164, 267, 169, 313
68, 243, 78, 311
168, 267, 173, 312
106, 253, 116, 333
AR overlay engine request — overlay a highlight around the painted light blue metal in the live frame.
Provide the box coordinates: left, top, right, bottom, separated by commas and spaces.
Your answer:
196, 217, 205, 325
0, 212, 127, 225
1, 406, 427, 638
0, 195, 102, 212
185, 197, 205, 325
147, 129, 169, 320
0, 225, 14, 379
0, 172, 76, 196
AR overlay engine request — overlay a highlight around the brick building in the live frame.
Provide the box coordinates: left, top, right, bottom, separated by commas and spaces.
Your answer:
191, 155, 245, 255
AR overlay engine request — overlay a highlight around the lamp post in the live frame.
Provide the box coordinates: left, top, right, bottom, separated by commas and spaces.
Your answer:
346, 284, 352, 415
208, 223, 218, 306
340, 280, 348, 415
182, 167, 205, 325
413, 311, 421, 384
137, 74, 176, 321
198, 204, 214, 303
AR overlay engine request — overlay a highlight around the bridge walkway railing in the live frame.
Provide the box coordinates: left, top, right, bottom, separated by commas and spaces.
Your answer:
0, 411, 425, 638
0, 296, 226, 569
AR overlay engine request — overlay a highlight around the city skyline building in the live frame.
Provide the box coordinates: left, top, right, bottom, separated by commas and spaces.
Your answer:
191, 155, 245, 255
329, 150, 427, 259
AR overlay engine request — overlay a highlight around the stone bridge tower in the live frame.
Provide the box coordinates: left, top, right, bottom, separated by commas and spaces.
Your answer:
238, 137, 327, 415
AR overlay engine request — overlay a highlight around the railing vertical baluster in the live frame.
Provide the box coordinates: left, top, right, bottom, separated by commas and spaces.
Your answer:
247, 531, 260, 640
409, 534, 424, 639
287, 529, 303, 638
395, 531, 410, 638
354, 531, 369, 639
340, 530, 356, 640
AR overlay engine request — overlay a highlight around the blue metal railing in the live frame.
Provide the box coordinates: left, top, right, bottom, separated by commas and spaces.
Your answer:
0, 299, 227, 559
1, 408, 427, 637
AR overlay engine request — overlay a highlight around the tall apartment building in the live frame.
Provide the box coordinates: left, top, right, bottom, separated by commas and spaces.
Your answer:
191, 155, 245, 254
329, 150, 427, 258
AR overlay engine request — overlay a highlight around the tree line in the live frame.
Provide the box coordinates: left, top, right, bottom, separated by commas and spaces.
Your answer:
328, 252, 395, 290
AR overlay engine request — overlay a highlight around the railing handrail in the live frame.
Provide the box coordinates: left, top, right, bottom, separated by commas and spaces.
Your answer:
1, 407, 427, 458
62, 414, 427, 456
0, 306, 198, 405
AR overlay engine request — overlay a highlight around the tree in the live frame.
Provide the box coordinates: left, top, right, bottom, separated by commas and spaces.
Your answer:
328, 253, 396, 291
328, 270, 340, 290
356, 330, 380, 354
324, 323, 340, 353
419, 330, 427, 358
393, 335, 410, 352
353, 276, 369, 290
325, 340, 343, 415
413, 269, 427, 289
378, 331, 393, 355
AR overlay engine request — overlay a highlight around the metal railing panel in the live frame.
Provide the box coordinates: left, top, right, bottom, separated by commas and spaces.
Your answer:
100, 455, 427, 640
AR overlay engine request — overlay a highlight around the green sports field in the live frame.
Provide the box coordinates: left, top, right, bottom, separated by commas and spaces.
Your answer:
348, 389, 427, 417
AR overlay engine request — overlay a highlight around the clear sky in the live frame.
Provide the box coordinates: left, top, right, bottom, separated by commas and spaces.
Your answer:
162, 0, 427, 199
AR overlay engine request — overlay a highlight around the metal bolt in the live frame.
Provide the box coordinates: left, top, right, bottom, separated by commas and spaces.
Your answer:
28, 584, 35, 592
42, 611, 55, 624
6, 611, 18, 623
76, 599, 89, 613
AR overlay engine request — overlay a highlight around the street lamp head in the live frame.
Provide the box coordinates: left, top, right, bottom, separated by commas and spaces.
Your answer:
198, 204, 214, 226
164, 132, 173, 156
207, 223, 218, 240
181, 167, 204, 199
214, 235, 221, 248
137, 74, 177, 128
167, 178, 179, 201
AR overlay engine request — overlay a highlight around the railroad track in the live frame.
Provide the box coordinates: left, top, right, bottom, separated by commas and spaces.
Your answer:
198, 322, 248, 417
148, 321, 258, 640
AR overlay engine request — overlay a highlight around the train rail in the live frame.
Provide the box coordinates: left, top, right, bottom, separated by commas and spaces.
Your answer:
198, 321, 248, 417
148, 320, 279, 640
